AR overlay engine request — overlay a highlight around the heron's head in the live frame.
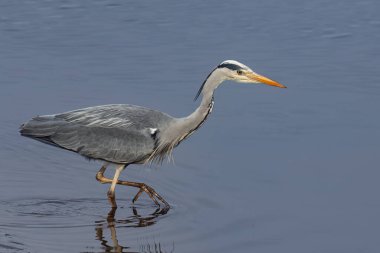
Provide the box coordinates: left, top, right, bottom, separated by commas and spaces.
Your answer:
217, 60, 286, 88
194, 60, 286, 100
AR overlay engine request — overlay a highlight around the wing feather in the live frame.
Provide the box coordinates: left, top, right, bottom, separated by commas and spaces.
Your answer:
50, 124, 155, 163
56, 104, 173, 129
20, 104, 174, 163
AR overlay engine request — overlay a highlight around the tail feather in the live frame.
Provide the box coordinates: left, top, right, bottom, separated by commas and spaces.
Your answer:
19, 115, 64, 139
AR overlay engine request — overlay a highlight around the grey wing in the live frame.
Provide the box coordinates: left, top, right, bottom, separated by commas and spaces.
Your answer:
20, 104, 174, 163
56, 104, 173, 130
51, 124, 156, 163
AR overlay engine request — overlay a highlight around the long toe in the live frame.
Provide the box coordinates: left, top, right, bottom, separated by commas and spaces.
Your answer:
142, 184, 169, 207
132, 188, 144, 203
145, 185, 169, 207
141, 184, 160, 206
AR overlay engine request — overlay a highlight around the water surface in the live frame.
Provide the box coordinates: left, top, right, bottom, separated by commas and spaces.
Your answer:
1, 0, 380, 252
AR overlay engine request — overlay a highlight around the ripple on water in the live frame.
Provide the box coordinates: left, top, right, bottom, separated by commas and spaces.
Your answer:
0, 198, 173, 252
0, 197, 170, 229
0, 232, 25, 252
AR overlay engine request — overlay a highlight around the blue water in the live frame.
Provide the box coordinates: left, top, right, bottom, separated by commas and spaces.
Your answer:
1, 0, 380, 252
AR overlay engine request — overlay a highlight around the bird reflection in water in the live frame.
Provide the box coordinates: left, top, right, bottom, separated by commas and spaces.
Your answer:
94, 205, 173, 253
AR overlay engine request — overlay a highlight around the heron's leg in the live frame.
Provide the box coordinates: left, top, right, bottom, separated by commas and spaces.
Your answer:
107, 164, 126, 208
95, 162, 110, 184
95, 164, 168, 207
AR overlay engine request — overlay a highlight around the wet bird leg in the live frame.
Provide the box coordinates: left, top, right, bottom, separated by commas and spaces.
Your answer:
96, 163, 169, 207
106, 164, 125, 208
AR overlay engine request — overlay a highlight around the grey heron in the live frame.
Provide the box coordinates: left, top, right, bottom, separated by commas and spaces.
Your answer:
20, 60, 286, 208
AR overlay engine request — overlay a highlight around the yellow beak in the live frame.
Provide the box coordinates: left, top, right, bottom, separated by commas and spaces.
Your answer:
246, 72, 286, 88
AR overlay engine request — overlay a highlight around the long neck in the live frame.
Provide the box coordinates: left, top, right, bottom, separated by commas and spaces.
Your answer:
162, 69, 225, 145
186, 70, 222, 128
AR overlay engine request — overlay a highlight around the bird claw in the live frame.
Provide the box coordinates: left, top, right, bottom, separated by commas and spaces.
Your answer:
132, 183, 169, 207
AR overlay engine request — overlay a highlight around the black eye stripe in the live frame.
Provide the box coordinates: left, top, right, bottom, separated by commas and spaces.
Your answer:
217, 63, 243, 71
195, 63, 246, 101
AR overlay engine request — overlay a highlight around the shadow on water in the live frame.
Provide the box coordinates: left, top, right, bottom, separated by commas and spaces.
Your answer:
0, 198, 174, 253
94, 206, 173, 253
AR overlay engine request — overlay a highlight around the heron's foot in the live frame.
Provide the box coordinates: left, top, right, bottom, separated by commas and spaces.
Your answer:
132, 183, 169, 208
95, 166, 169, 208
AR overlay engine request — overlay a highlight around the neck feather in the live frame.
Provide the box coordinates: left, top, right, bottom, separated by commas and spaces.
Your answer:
149, 69, 225, 163
163, 69, 225, 144
179, 69, 224, 134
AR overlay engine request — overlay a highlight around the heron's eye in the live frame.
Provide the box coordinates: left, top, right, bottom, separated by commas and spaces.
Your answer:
237, 70, 243, 75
